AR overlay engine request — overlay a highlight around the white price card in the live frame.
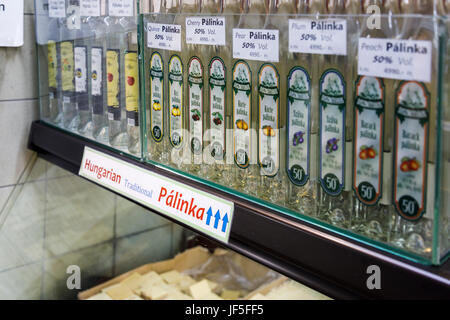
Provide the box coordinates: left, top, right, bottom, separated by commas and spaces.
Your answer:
48, 0, 66, 18
147, 23, 182, 52
108, 0, 133, 17
0, 0, 23, 47
289, 19, 347, 55
79, 147, 234, 243
233, 28, 279, 62
358, 38, 432, 82
185, 17, 226, 46
80, 0, 100, 17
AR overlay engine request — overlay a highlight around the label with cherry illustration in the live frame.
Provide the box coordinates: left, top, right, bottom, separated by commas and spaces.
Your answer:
125, 51, 139, 126
353, 76, 384, 205
106, 49, 120, 120
209, 57, 226, 160
188, 57, 204, 156
394, 81, 429, 221
150, 52, 164, 142
168, 55, 184, 148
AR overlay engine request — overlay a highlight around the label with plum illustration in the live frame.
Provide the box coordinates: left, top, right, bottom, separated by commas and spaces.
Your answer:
48, 42, 58, 89
209, 57, 226, 160
150, 52, 164, 142
258, 64, 279, 177
394, 81, 429, 220
287, 67, 311, 186
91, 47, 103, 115
107, 49, 120, 120
353, 76, 384, 205
61, 41, 75, 93
125, 51, 139, 126
232, 60, 252, 169
168, 55, 184, 148
188, 57, 204, 155
319, 69, 346, 196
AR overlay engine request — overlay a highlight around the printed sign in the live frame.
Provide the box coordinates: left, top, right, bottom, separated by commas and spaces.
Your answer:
186, 17, 226, 46
80, 0, 101, 17
48, 0, 66, 18
0, 0, 23, 46
147, 23, 182, 52
109, 0, 133, 17
233, 29, 279, 62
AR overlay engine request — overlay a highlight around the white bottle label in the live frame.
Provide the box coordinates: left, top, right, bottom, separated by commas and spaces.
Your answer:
232, 29, 279, 63
394, 81, 429, 220
353, 76, 384, 205
48, 0, 66, 18
358, 38, 432, 83
91, 47, 103, 96
80, 0, 100, 17
188, 57, 204, 155
108, 0, 133, 17
319, 69, 346, 196
185, 17, 226, 46
258, 64, 279, 176
146, 23, 182, 52
169, 55, 183, 148
233, 60, 252, 169
287, 67, 311, 186
150, 52, 164, 143
288, 19, 347, 56
75, 46, 87, 93
209, 57, 226, 160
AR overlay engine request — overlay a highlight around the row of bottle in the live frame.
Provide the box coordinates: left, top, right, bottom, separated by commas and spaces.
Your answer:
141, 0, 448, 257
43, 0, 140, 155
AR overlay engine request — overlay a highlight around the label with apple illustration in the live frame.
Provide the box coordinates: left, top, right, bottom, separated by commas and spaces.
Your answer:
394, 81, 429, 220
188, 57, 204, 155
91, 47, 103, 115
61, 41, 75, 93
353, 76, 384, 205
287, 67, 311, 186
107, 49, 120, 120
47, 42, 58, 89
125, 51, 139, 127
232, 60, 252, 169
209, 57, 226, 160
319, 69, 346, 196
258, 64, 279, 177
168, 55, 184, 148
75, 46, 88, 111
150, 52, 164, 142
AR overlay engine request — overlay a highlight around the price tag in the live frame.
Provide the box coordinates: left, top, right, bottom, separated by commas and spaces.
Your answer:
358, 38, 432, 83
108, 0, 133, 17
185, 17, 226, 46
48, 0, 66, 18
147, 22, 182, 52
289, 19, 347, 55
80, 0, 100, 17
233, 29, 279, 62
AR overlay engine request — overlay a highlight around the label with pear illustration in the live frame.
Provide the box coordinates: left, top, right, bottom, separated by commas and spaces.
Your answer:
319, 69, 346, 196
353, 76, 384, 205
106, 49, 120, 120
394, 81, 429, 220
61, 41, 75, 93
125, 51, 139, 127
47, 42, 58, 90
258, 64, 280, 177
209, 57, 226, 160
168, 55, 184, 148
232, 60, 252, 169
150, 52, 164, 142
91, 47, 103, 115
287, 67, 311, 186
188, 57, 204, 155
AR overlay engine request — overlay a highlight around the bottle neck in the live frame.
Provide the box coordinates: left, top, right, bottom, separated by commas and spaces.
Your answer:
202, 0, 222, 13
326, 0, 346, 14
245, 0, 267, 14
183, 0, 201, 12
166, 0, 182, 12
399, 0, 434, 14
361, 0, 384, 13
308, 0, 326, 14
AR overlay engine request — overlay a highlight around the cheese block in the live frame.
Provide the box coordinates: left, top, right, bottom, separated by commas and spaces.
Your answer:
120, 272, 143, 292
249, 293, 266, 300
141, 283, 171, 300
124, 294, 144, 300
87, 292, 113, 300
220, 289, 241, 300
263, 280, 331, 300
140, 271, 165, 287
176, 275, 197, 293
199, 293, 223, 300
189, 279, 212, 300
161, 270, 183, 284
103, 283, 134, 300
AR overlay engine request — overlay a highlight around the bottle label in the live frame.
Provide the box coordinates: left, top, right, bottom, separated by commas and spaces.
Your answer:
91, 47, 103, 115
353, 76, 384, 205
232, 60, 252, 169
394, 81, 429, 220
107, 49, 120, 120
125, 51, 139, 126
74, 46, 87, 94
258, 64, 279, 177
319, 69, 346, 196
150, 52, 164, 142
209, 57, 226, 160
169, 55, 184, 148
48, 42, 58, 89
188, 57, 204, 155
287, 67, 311, 186
61, 41, 74, 92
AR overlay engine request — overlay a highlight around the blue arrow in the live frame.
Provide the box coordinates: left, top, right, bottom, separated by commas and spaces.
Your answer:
206, 207, 213, 226
213, 210, 221, 229
221, 213, 229, 233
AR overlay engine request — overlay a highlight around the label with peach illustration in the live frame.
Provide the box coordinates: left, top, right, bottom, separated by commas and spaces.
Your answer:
188, 57, 204, 155
106, 49, 120, 120
61, 41, 75, 92
232, 60, 252, 169
319, 69, 346, 196
47, 42, 58, 89
125, 51, 139, 126
394, 81, 429, 220
209, 57, 226, 160
258, 64, 279, 177
353, 76, 384, 205
287, 67, 311, 186
168, 55, 183, 148
150, 52, 164, 142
